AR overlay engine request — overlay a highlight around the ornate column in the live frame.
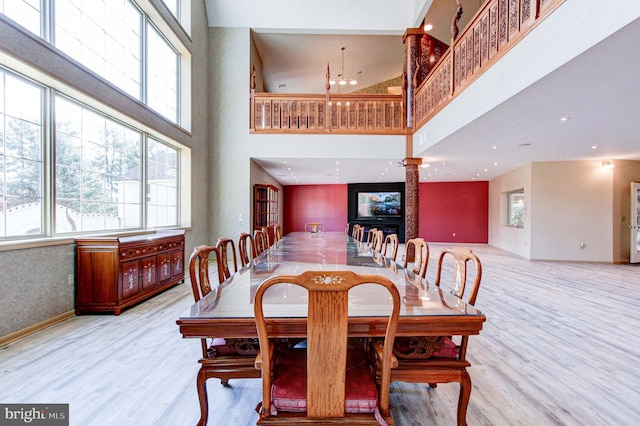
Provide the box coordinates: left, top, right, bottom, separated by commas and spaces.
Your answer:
402, 28, 422, 129
404, 158, 422, 244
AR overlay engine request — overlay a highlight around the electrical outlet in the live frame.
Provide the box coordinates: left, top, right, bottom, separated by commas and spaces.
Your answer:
68, 274, 74, 286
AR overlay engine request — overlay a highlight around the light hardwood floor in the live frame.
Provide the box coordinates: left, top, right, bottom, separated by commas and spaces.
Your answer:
1, 243, 639, 426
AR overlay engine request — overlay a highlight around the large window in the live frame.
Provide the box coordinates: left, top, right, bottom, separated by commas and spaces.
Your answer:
0, 71, 44, 237
55, 96, 143, 233
147, 23, 178, 123
507, 190, 525, 228
55, 0, 143, 101
2, 0, 185, 126
0, 0, 189, 241
0, 65, 184, 240
0, 0, 42, 37
147, 138, 178, 227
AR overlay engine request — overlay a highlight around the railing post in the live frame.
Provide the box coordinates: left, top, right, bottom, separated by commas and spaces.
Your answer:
403, 28, 423, 129
250, 66, 256, 130
325, 63, 331, 132
450, 1, 463, 96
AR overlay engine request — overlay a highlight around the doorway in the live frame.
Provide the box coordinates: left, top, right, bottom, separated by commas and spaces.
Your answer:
631, 182, 640, 263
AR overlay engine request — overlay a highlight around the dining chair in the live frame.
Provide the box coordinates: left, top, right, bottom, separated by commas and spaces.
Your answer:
254, 229, 268, 255
238, 232, 256, 267
304, 222, 325, 234
345, 223, 350, 235
254, 270, 400, 425
216, 237, 238, 280
351, 224, 360, 239
365, 228, 378, 247
273, 224, 283, 242
261, 226, 272, 248
403, 237, 429, 280
369, 229, 384, 252
382, 233, 399, 261
382, 247, 483, 426
188, 245, 261, 426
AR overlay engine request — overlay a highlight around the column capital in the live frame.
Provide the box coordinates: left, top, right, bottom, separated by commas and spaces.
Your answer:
402, 158, 423, 167
403, 28, 424, 42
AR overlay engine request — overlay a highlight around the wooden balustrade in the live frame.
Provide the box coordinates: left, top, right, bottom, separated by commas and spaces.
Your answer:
250, 93, 404, 134
414, 0, 564, 128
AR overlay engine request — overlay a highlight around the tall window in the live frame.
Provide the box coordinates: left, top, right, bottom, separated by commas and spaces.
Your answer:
55, 0, 143, 100
0, 71, 44, 237
2, 0, 186, 127
147, 23, 178, 122
147, 138, 178, 227
507, 190, 525, 228
55, 96, 143, 233
0, 0, 42, 37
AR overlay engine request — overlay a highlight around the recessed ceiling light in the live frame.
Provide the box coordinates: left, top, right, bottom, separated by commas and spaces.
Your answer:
424, 23, 433, 31
560, 117, 570, 121
494, 162, 498, 166
592, 145, 598, 149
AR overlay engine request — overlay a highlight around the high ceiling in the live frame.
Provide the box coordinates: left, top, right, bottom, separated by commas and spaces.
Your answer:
204, 0, 640, 185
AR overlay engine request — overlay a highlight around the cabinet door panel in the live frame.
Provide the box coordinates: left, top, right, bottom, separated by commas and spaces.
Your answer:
172, 250, 184, 277
158, 253, 172, 282
121, 260, 140, 298
141, 256, 157, 289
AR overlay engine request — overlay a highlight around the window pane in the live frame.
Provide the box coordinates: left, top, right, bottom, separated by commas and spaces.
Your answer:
147, 23, 178, 123
147, 138, 178, 227
0, 0, 42, 37
55, 0, 142, 100
0, 71, 44, 238
55, 96, 142, 234
508, 191, 524, 228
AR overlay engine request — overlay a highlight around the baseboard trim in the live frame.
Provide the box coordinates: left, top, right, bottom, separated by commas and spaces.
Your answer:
0, 310, 75, 346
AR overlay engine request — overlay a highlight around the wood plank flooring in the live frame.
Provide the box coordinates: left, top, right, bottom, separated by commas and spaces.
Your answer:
1, 243, 639, 426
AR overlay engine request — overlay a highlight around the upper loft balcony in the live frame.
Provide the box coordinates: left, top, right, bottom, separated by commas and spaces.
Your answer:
240, 0, 640, 185
249, 0, 565, 137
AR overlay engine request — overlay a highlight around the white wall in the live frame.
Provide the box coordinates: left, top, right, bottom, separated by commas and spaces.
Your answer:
489, 163, 532, 258
208, 27, 254, 241
490, 160, 619, 262
530, 161, 613, 261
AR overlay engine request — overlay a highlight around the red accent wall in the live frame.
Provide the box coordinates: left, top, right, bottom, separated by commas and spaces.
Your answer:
283, 182, 488, 243
283, 184, 348, 234
418, 181, 488, 243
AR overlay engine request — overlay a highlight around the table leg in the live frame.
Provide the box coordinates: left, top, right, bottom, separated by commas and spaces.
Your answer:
457, 370, 471, 426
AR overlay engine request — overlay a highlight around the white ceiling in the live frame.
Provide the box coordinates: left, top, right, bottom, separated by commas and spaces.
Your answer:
205, 0, 640, 185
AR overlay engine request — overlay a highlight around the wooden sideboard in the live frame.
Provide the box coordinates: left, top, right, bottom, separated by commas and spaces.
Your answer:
75, 230, 185, 315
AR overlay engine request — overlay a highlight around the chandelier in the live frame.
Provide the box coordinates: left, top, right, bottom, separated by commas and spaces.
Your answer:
329, 47, 357, 86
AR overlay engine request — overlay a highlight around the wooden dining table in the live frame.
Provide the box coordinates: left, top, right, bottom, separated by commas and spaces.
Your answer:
177, 231, 485, 341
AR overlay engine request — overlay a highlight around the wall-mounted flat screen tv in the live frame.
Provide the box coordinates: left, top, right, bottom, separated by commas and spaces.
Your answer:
357, 191, 402, 218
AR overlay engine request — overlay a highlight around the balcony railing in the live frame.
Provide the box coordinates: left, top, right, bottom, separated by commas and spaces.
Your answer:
414, 0, 564, 128
250, 92, 405, 135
